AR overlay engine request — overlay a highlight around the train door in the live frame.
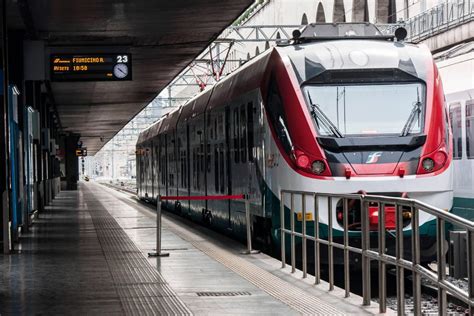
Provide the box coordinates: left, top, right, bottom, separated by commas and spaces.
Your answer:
151, 141, 154, 200
164, 134, 169, 201
225, 106, 232, 229
154, 140, 159, 200
186, 124, 191, 215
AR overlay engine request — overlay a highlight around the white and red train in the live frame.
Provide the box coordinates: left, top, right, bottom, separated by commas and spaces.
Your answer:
136, 23, 453, 263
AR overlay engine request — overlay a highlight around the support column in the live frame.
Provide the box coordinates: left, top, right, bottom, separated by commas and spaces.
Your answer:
1, 0, 11, 254
64, 134, 80, 190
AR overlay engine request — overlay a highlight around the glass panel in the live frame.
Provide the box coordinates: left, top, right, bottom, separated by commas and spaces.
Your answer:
304, 83, 425, 137
449, 102, 462, 159
466, 100, 474, 159
240, 105, 247, 163
233, 108, 239, 163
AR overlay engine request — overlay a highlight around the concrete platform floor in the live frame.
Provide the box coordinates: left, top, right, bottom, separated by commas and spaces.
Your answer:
0, 182, 390, 315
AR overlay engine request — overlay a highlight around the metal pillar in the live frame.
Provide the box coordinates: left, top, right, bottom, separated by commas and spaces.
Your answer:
1, 0, 11, 254
148, 195, 169, 258
64, 134, 79, 190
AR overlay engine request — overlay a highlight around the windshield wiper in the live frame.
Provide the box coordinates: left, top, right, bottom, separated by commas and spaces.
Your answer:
307, 91, 343, 138
400, 101, 422, 137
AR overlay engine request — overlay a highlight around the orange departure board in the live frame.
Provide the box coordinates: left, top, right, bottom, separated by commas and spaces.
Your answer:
50, 54, 132, 81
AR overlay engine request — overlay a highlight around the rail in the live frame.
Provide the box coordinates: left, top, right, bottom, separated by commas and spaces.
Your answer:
279, 189, 474, 315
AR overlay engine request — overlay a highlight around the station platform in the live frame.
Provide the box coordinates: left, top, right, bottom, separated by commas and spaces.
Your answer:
1, 182, 389, 315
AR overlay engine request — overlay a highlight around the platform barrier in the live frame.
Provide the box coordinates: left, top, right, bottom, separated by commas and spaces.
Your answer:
148, 194, 258, 258
280, 189, 474, 316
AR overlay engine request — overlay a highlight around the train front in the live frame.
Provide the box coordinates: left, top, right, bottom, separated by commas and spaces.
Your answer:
270, 24, 453, 263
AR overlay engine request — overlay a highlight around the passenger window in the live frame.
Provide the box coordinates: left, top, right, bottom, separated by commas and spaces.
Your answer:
247, 102, 254, 162
233, 108, 240, 163
467, 100, 474, 159
214, 146, 219, 192
449, 103, 462, 159
207, 144, 211, 172
200, 143, 204, 172
240, 105, 247, 163
214, 118, 217, 139
220, 145, 225, 193
193, 149, 196, 189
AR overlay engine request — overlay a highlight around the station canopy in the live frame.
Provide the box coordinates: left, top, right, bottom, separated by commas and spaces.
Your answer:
8, 0, 252, 153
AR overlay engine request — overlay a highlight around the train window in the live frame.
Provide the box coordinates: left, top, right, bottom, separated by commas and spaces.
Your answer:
214, 117, 218, 139
214, 146, 219, 192
247, 102, 254, 162
200, 143, 204, 172
304, 83, 425, 136
182, 150, 186, 188
267, 76, 293, 154
193, 149, 196, 189
466, 100, 474, 159
220, 145, 225, 193
197, 146, 200, 190
449, 103, 462, 159
207, 144, 211, 172
219, 114, 224, 137
233, 108, 240, 163
240, 105, 247, 163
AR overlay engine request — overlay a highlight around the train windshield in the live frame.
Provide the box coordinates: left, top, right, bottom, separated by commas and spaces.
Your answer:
304, 83, 425, 137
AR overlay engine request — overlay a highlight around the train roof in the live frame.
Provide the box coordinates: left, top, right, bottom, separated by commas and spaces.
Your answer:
279, 36, 433, 84
137, 49, 272, 145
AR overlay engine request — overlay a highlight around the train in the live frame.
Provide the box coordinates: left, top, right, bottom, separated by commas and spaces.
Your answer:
436, 41, 474, 221
136, 23, 453, 264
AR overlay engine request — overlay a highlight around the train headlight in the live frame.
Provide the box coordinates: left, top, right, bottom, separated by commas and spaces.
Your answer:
311, 160, 326, 175
421, 158, 435, 172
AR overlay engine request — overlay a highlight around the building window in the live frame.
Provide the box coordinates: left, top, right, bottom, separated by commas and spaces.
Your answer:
334, 0, 346, 22
316, 2, 326, 22
301, 13, 308, 25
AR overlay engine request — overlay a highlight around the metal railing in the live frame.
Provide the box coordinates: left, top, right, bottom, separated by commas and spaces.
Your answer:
405, 0, 474, 42
279, 189, 474, 315
148, 194, 258, 258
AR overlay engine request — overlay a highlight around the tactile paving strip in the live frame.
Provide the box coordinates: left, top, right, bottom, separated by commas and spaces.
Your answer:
82, 189, 191, 316
162, 216, 345, 316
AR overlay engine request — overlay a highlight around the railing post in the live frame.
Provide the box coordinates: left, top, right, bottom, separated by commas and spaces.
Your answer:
290, 193, 295, 273
328, 196, 334, 291
343, 198, 350, 298
242, 194, 260, 255
361, 197, 371, 306
302, 193, 307, 278
280, 191, 285, 268
378, 202, 386, 313
396, 204, 405, 316
467, 229, 474, 316
437, 217, 447, 316
314, 194, 320, 285
411, 206, 421, 316
148, 195, 170, 258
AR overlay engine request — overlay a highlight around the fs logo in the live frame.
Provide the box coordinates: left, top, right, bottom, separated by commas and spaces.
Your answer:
366, 152, 382, 164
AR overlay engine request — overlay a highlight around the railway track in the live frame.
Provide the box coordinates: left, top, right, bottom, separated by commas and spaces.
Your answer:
374, 269, 470, 315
